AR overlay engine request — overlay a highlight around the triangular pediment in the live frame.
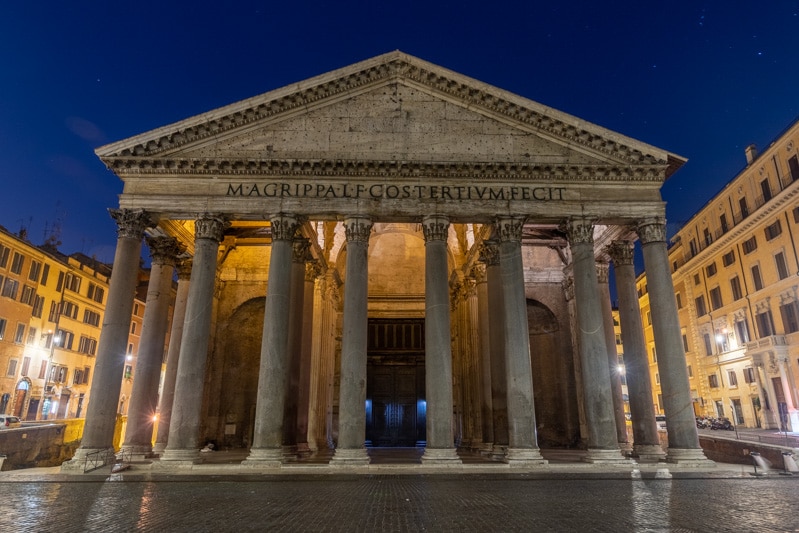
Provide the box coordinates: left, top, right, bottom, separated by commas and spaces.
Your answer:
96, 51, 685, 180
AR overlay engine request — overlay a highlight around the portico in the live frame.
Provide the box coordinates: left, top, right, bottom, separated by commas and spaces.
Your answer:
62, 51, 710, 472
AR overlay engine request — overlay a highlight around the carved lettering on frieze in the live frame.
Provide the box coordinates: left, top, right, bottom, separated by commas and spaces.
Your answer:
109, 208, 152, 240
606, 241, 635, 267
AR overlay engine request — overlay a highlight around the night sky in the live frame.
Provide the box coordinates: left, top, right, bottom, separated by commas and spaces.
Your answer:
2, 2, 798, 263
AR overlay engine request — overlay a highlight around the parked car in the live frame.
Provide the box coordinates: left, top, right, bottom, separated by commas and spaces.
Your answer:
655, 414, 667, 431
0, 415, 21, 429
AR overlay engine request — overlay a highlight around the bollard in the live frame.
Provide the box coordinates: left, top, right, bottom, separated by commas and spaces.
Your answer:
750, 452, 767, 477
782, 452, 799, 474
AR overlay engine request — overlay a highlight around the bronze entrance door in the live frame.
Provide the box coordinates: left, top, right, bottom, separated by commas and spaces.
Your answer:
366, 319, 426, 447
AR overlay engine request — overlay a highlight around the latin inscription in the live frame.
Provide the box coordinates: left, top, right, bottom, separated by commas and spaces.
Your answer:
226, 182, 566, 201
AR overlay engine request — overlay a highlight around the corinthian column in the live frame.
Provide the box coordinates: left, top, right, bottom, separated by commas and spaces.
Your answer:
243, 215, 302, 467
420, 215, 461, 464
637, 218, 711, 465
61, 209, 151, 472
161, 214, 228, 464
473, 263, 494, 455
330, 216, 373, 466
495, 216, 546, 466
607, 240, 665, 462
565, 217, 626, 463
122, 235, 183, 458
153, 259, 192, 454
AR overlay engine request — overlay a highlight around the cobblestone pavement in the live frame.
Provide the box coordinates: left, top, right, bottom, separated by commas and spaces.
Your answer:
1, 475, 799, 532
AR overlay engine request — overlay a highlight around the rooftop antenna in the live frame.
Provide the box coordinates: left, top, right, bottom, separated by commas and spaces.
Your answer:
17, 216, 32, 241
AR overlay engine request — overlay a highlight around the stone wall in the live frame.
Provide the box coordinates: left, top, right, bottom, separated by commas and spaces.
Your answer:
0, 422, 81, 470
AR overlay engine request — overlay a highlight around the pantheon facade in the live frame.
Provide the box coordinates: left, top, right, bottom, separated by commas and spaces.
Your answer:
63, 52, 709, 470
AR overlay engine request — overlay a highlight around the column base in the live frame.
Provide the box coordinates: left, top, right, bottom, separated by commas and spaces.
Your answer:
241, 448, 284, 468
421, 447, 462, 465
329, 447, 370, 466
633, 444, 667, 463
666, 448, 715, 466
152, 442, 167, 455
504, 447, 548, 467
296, 443, 312, 458
60, 447, 115, 473
119, 443, 155, 461
159, 448, 201, 463
479, 442, 494, 456
582, 448, 631, 464
491, 445, 508, 461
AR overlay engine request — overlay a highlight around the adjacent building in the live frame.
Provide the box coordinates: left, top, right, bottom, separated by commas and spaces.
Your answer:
638, 117, 799, 431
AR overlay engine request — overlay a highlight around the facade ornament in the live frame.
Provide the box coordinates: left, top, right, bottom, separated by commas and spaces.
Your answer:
768, 353, 778, 374
606, 240, 634, 266
194, 214, 229, 242
479, 240, 500, 266
292, 238, 311, 264
636, 218, 667, 245
595, 261, 610, 284
494, 216, 525, 242
343, 216, 373, 243
564, 217, 595, 245
270, 214, 301, 241
422, 215, 449, 242
146, 236, 184, 267
109, 208, 152, 240
463, 276, 478, 299
562, 274, 575, 302
471, 263, 487, 284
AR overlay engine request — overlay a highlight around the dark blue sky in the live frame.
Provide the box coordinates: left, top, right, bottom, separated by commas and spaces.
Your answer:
2, 2, 798, 262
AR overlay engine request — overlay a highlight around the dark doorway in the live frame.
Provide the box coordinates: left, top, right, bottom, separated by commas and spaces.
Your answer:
366, 319, 425, 447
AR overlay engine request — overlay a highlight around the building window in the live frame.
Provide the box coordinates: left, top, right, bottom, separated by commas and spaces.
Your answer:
83, 309, 101, 327
735, 318, 751, 344
743, 236, 758, 254
739, 197, 750, 219
38, 361, 47, 379
695, 295, 707, 317
615, 333, 622, 345
0, 318, 6, 340
0, 245, 8, 269
720, 213, 729, 234
655, 373, 660, 384
64, 273, 81, 293
794, 206, 799, 224
6, 359, 17, 376
62, 301, 79, 320
131, 322, 137, 335
761, 178, 773, 202
728, 370, 738, 387
694, 273, 701, 286
49, 301, 59, 322
690, 239, 698, 256
32, 295, 44, 318
28, 260, 41, 282
682, 334, 689, 352
756, 310, 775, 337
687, 365, 693, 378
40, 264, 49, 286
709, 374, 719, 388
124, 365, 133, 380
26, 327, 36, 345
55, 329, 75, 350
10, 252, 24, 274
87, 283, 104, 304
706, 263, 717, 277
21, 357, 30, 376
709, 287, 723, 310
676, 292, 683, 309
19, 285, 34, 305
704, 227, 712, 246
703, 332, 713, 356
775, 252, 790, 280
78, 336, 97, 356
751, 265, 764, 291
127, 343, 134, 354
1, 278, 19, 300
765, 220, 783, 241
730, 276, 743, 301
722, 250, 735, 267
651, 346, 657, 363
781, 302, 799, 333
715, 328, 729, 353
789, 155, 799, 182
13, 323, 25, 344
133, 303, 140, 316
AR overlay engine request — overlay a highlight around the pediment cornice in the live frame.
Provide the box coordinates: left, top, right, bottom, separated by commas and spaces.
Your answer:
105, 157, 666, 182
96, 51, 684, 177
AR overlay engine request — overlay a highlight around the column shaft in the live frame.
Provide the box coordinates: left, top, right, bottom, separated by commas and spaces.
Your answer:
161, 215, 227, 463
295, 261, 319, 456
496, 217, 546, 465
61, 209, 150, 472
330, 217, 372, 465
483, 241, 509, 458
475, 264, 494, 454
122, 236, 181, 456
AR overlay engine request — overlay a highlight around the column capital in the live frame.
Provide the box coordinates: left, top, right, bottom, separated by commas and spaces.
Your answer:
292, 238, 311, 264
343, 216, 373, 243
596, 261, 610, 284
636, 218, 667, 245
471, 263, 487, 283
494, 216, 526, 242
564, 217, 595, 245
109, 208, 152, 240
479, 240, 501, 266
177, 259, 193, 280
606, 240, 635, 266
270, 214, 302, 241
194, 214, 229, 242
146, 236, 184, 267
562, 275, 575, 302
305, 260, 323, 282
422, 215, 450, 242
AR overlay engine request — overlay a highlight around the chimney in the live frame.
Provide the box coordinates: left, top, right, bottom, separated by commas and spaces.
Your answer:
745, 144, 758, 165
